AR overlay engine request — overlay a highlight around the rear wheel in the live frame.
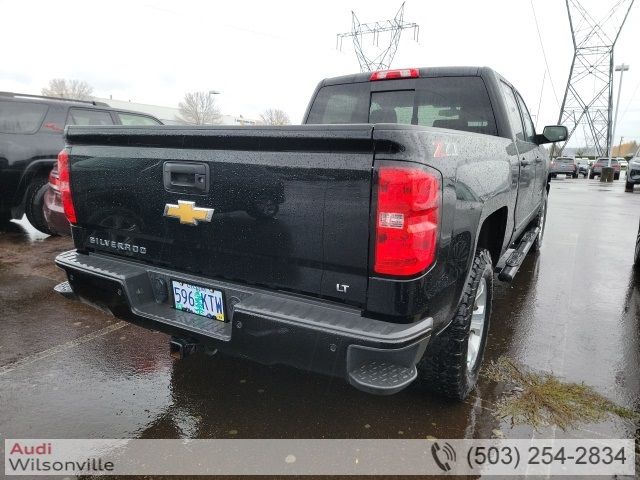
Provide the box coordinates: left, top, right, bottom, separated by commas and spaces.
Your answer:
626, 180, 635, 192
24, 177, 54, 235
614, 173, 620, 180
589, 172, 595, 179
416, 249, 493, 400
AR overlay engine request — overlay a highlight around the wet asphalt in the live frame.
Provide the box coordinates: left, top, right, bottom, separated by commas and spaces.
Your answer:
0, 176, 639, 475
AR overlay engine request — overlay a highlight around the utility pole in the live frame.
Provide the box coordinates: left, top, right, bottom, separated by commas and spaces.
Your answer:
336, 2, 419, 72
617, 136, 624, 157
608, 64, 629, 166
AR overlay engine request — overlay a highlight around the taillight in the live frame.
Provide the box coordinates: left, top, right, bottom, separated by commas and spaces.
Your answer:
370, 68, 419, 81
374, 166, 440, 276
57, 149, 77, 224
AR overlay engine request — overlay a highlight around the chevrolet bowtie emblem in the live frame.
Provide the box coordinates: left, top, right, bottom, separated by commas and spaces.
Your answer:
164, 200, 214, 226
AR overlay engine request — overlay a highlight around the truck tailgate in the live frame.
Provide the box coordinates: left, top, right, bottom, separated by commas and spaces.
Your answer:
65, 125, 374, 306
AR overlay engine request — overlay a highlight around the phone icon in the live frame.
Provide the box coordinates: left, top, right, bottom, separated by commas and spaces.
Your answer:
431, 441, 456, 472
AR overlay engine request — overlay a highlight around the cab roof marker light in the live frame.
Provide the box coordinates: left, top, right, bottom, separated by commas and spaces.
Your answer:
370, 68, 420, 81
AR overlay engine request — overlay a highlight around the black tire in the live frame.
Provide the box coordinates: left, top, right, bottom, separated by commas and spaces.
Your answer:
416, 249, 493, 400
24, 177, 54, 235
589, 172, 595, 179
626, 181, 635, 192
614, 173, 620, 181
532, 190, 547, 251
572, 173, 578, 179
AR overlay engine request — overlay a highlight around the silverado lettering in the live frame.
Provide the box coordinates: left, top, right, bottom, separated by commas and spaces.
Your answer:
89, 236, 147, 254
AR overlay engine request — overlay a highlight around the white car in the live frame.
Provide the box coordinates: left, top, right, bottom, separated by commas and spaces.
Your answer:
626, 155, 640, 192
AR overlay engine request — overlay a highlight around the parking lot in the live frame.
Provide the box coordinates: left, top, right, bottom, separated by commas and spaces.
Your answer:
0, 178, 638, 452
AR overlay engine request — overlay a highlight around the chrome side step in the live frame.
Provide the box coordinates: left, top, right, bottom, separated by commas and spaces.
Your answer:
497, 227, 540, 282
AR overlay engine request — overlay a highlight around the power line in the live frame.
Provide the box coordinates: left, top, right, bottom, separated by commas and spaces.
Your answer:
535, 71, 546, 130
617, 77, 640, 122
530, 0, 561, 108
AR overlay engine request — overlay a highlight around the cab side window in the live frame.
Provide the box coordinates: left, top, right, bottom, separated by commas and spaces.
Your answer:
500, 82, 525, 142
515, 91, 536, 143
117, 112, 162, 125
67, 108, 114, 126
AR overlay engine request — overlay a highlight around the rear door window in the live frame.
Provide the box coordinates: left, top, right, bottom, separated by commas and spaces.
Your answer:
116, 112, 162, 125
67, 108, 114, 126
0, 100, 48, 134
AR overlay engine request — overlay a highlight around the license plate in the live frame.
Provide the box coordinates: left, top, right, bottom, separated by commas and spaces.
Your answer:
171, 280, 225, 322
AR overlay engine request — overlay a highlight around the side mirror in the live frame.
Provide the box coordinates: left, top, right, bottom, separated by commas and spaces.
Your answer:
536, 125, 568, 144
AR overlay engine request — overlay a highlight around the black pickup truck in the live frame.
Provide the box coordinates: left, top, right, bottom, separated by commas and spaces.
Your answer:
55, 67, 566, 399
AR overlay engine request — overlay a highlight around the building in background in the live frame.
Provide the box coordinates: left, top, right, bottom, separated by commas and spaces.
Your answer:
94, 97, 260, 126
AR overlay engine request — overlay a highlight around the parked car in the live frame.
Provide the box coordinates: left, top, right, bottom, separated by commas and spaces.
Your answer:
626, 153, 640, 192
617, 158, 628, 170
590, 158, 621, 180
576, 159, 589, 178
0, 91, 162, 235
550, 157, 578, 178
55, 66, 567, 400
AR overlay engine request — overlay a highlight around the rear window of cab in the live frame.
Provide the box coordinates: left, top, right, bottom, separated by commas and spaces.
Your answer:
306, 76, 498, 136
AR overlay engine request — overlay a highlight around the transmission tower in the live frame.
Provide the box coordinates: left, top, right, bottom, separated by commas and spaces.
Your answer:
556, 0, 634, 156
336, 2, 419, 72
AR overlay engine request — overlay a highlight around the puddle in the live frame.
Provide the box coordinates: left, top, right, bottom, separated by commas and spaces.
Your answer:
0, 216, 51, 243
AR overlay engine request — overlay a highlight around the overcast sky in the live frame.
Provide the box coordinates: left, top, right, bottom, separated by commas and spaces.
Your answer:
1, 0, 638, 147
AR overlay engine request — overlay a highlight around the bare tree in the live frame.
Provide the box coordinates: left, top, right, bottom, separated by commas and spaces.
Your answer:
176, 92, 221, 125
41, 79, 93, 100
260, 108, 290, 126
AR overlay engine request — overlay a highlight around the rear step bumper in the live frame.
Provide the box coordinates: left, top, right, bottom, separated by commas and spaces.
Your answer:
55, 250, 433, 395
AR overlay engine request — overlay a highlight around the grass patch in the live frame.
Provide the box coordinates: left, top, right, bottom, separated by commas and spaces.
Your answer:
484, 357, 639, 431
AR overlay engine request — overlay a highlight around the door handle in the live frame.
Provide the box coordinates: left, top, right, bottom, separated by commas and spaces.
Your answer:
520, 158, 531, 167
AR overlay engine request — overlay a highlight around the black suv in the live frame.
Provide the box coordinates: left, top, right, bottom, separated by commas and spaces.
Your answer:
0, 92, 162, 234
